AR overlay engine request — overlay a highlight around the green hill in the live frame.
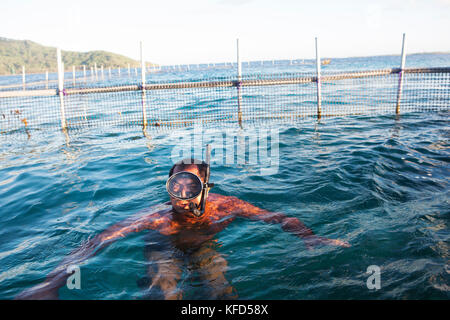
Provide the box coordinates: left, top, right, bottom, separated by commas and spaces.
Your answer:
0, 37, 155, 75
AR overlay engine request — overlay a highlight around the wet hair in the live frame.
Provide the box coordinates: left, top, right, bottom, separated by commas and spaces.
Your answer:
169, 158, 208, 182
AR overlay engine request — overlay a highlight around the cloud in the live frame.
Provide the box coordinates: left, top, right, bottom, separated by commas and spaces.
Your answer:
365, 4, 383, 30
218, 0, 255, 5
436, 0, 450, 6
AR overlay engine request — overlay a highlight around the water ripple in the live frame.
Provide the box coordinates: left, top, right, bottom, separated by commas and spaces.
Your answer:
0, 112, 449, 299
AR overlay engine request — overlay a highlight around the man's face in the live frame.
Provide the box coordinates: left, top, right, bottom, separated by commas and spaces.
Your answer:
169, 165, 203, 214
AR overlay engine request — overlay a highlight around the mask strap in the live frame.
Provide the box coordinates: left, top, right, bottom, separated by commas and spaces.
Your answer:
190, 145, 212, 217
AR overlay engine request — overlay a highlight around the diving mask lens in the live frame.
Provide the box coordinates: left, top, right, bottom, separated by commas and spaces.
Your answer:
166, 171, 203, 200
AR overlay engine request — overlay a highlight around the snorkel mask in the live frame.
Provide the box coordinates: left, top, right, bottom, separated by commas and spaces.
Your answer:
166, 145, 214, 217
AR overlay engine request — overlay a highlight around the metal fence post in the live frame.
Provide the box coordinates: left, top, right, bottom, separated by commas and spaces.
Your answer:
396, 33, 407, 114
236, 38, 243, 126
22, 66, 26, 90
57, 48, 67, 130
315, 37, 322, 119
140, 41, 148, 128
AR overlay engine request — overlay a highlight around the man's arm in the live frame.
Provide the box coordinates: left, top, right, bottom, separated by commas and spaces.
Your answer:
229, 196, 350, 249
15, 208, 170, 300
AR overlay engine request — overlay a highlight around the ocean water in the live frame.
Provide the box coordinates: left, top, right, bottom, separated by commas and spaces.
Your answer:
0, 55, 449, 300
2, 53, 450, 89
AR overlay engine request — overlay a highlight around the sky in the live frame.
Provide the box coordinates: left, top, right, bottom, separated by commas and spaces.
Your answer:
1, 0, 449, 65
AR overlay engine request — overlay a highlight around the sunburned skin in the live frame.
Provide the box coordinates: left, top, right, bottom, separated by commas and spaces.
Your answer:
16, 166, 350, 300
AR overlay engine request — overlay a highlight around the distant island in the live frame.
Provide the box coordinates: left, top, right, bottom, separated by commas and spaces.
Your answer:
0, 37, 157, 75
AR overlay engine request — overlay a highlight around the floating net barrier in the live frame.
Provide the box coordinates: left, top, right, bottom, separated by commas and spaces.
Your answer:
0, 67, 449, 133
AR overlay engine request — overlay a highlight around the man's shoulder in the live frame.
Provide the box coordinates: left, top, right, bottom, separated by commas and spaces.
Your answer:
208, 193, 239, 202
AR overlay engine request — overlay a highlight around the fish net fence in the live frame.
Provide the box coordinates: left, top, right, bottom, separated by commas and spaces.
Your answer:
0, 67, 449, 133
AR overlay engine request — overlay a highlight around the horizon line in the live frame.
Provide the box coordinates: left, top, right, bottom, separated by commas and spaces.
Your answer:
1, 36, 450, 67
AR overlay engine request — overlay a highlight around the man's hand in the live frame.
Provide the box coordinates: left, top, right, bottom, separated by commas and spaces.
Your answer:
303, 235, 351, 250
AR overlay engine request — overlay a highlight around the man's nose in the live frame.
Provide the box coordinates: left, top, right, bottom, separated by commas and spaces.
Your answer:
181, 187, 187, 198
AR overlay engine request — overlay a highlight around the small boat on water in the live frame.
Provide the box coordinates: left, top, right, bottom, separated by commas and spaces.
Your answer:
321, 59, 331, 65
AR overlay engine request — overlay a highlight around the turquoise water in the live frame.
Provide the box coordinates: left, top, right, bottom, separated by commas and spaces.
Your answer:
0, 55, 449, 300
1, 112, 449, 299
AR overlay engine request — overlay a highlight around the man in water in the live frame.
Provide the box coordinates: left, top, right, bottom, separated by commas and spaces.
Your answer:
17, 158, 349, 300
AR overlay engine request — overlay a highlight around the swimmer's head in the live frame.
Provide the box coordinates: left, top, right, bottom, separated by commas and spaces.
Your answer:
168, 159, 208, 215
